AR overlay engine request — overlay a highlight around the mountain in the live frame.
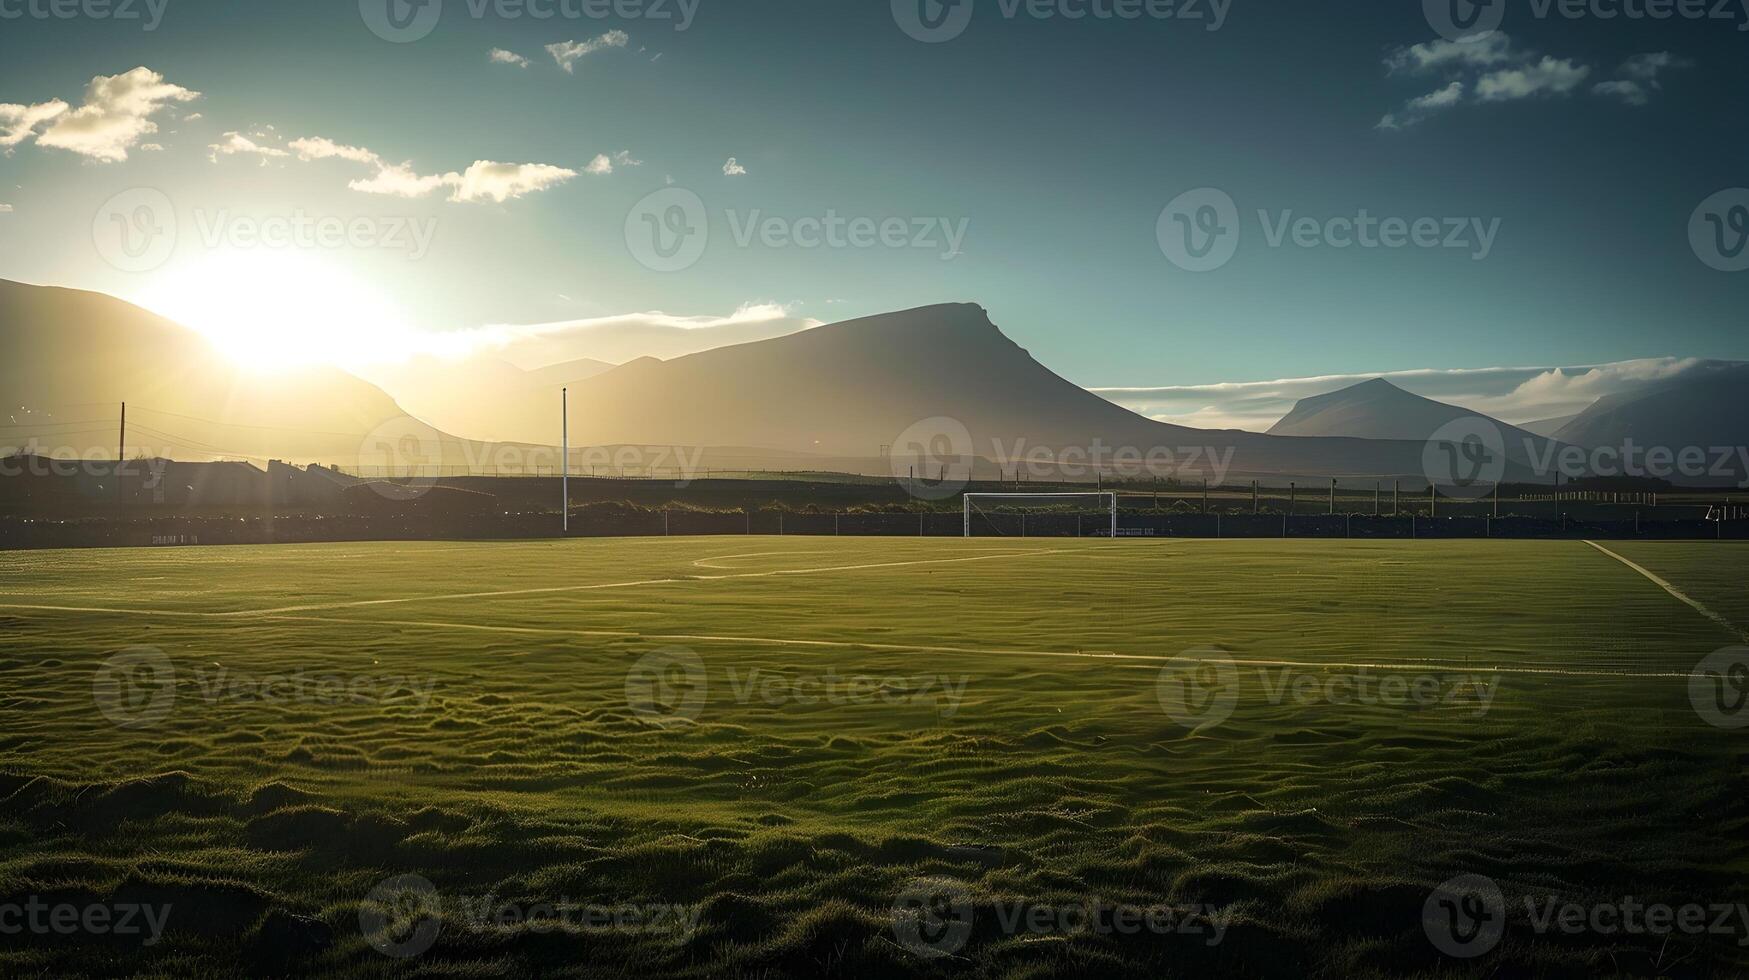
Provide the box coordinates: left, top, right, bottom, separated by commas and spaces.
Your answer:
554, 303, 1490, 482
357, 354, 616, 444
1553, 362, 1749, 451
0, 278, 416, 462
1269, 378, 1537, 444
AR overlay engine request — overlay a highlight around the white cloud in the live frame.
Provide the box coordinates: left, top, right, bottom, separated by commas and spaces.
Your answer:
370, 303, 823, 368
546, 31, 629, 72
0, 99, 69, 148
208, 130, 288, 164
0, 203, 13, 213
1386, 33, 1515, 74
1475, 56, 1591, 101
289, 135, 381, 165
489, 48, 531, 68
1409, 80, 1465, 110
1619, 51, 1692, 82
722, 156, 747, 176
447, 160, 578, 203
1594, 52, 1692, 105
1592, 79, 1648, 106
34, 67, 199, 162
348, 162, 453, 198
585, 149, 641, 175
1094, 357, 1737, 432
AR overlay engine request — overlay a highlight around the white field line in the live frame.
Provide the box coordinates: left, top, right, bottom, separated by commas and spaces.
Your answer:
0, 549, 1066, 619
1584, 540, 1749, 644
691, 550, 829, 570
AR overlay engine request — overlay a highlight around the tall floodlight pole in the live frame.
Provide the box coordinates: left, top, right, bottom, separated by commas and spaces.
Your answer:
561, 387, 569, 533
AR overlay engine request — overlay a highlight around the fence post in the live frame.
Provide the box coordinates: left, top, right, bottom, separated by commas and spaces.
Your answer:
1329, 478, 1336, 515
835, 514, 840, 536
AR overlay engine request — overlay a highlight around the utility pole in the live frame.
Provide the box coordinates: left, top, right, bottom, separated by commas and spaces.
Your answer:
561, 388, 569, 533
117, 401, 126, 511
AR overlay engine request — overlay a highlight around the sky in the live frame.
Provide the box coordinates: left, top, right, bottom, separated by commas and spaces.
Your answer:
1, 0, 1746, 403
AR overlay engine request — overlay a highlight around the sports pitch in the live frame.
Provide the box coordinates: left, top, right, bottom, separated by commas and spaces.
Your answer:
1, 537, 1746, 977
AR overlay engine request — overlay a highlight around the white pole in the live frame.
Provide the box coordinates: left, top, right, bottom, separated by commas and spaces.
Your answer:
561, 387, 569, 533
963, 495, 971, 537
1109, 492, 1116, 539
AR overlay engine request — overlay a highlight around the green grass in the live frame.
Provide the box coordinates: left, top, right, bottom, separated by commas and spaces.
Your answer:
0, 538, 1745, 977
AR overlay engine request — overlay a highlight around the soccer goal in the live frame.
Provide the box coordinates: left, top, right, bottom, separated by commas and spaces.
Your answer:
963, 492, 1118, 538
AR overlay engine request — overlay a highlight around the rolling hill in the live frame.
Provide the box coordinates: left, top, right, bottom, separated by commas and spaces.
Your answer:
1552, 362, 1749, 452
0, 278, 416, 462
553, 304, 1497, 482
1267, 377, 1556, 465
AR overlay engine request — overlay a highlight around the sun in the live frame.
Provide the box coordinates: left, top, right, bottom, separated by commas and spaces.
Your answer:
132, 250, 415, 373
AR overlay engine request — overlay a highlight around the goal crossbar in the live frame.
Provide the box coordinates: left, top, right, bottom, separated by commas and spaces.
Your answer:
963, 492, 1117, 538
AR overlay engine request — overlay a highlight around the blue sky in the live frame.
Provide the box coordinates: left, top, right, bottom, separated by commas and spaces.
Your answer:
1, 0, 1745, 392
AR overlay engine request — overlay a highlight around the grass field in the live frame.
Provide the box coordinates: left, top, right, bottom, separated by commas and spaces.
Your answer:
1, 537, 1746, 977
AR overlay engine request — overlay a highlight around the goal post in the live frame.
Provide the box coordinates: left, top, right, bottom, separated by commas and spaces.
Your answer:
963, 492, 1118, 538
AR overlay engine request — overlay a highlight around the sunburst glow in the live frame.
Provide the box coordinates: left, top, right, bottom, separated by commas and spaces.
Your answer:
133, 250, 415, 372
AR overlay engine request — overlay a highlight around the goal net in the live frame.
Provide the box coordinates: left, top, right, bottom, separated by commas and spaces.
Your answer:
963, 492, 1118, 538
